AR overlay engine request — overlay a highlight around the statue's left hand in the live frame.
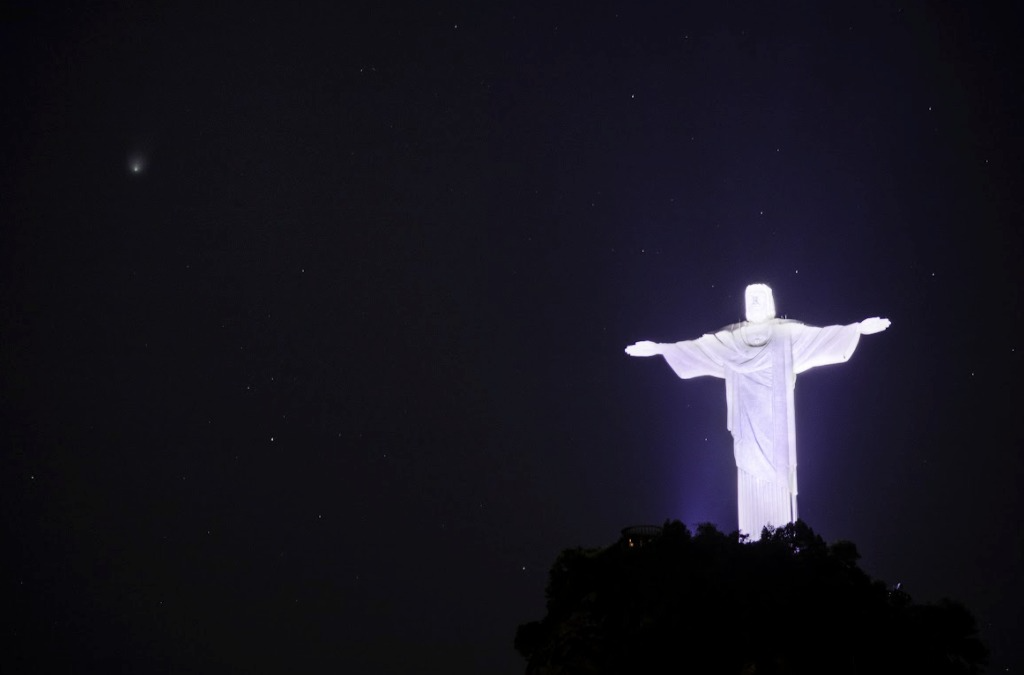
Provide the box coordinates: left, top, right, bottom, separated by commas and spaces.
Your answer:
858, 317, 891, 335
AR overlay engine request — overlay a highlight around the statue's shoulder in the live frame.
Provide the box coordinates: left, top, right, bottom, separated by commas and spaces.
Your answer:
715, 319, 804, 338
715, 319, 802, 332
707, 325, 746, 349
768, 319, 805, 339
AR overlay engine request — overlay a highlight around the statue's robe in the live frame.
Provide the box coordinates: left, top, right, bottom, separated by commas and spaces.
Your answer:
660, 320, 862, 540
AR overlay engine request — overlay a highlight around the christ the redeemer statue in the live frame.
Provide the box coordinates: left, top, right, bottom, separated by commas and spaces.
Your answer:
626, 284, 889, 540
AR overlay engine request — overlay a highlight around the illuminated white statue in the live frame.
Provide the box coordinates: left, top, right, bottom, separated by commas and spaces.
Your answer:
626, 284, 889, 540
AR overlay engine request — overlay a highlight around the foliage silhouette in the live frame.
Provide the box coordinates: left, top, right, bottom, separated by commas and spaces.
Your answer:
515, 520, 986, 675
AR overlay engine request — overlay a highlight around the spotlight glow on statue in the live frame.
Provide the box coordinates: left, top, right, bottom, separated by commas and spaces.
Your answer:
626, 284, 890, 540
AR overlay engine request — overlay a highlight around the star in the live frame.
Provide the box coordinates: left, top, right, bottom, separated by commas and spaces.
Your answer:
127, 151, 147, 175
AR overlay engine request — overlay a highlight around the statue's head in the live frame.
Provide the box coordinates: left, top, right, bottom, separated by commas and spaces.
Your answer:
745, 284, 776, 323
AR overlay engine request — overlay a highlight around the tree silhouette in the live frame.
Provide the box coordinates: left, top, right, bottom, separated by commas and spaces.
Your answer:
515, 521, 986, 675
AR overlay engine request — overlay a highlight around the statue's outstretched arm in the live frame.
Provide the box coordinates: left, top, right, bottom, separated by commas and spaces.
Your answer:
858, 317, 891, 335
625, 340, 665, 357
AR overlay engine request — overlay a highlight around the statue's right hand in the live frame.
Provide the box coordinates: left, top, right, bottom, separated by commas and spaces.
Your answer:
625, 341, 662, 357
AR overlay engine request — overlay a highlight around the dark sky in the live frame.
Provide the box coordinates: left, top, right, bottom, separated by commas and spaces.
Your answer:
3, 2, 1022, 673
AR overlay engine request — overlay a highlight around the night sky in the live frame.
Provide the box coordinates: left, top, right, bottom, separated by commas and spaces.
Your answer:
3, 3, 1022, 673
